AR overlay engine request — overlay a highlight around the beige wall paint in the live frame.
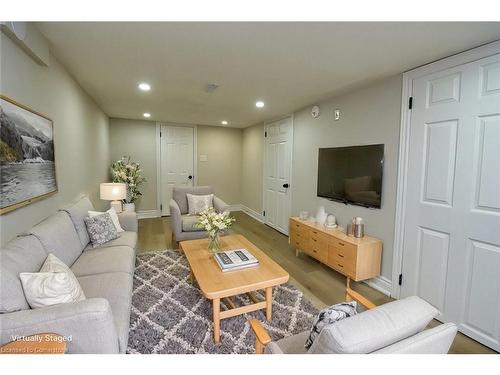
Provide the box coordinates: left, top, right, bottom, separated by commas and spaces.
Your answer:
197, 126, 242, 204
241, 123, 264, 213
292, 75, 402, 281
109, 118, 157, 211
0, 33, 110, 245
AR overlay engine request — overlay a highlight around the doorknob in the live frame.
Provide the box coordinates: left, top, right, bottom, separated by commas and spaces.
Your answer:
188, 175, 193, 180
283, 183, 289, 188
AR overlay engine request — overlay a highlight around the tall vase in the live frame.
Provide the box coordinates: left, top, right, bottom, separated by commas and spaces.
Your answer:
208, 233, 221, 253
123, 202, 135, 212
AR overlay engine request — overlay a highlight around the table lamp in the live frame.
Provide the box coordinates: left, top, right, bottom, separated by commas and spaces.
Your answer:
100, 183, 127, 213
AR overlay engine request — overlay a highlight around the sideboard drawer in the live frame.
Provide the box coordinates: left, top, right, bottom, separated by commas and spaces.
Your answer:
330, 257, 356, 279
330, 238, 357, 254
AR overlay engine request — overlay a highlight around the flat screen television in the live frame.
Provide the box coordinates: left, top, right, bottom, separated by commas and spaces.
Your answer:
317, 144, 384, 208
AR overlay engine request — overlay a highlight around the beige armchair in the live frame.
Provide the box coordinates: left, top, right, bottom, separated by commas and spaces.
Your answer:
169, 186, 228, 247
250, 288, 457, 354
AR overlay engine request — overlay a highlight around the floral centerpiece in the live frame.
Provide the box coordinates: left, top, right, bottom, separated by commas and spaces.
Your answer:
111, 156, 146, 211
195, 208, 235, 253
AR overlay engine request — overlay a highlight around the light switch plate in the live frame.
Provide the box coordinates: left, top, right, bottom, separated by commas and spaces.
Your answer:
334, 109, 341, 121
199, 154, 208, 162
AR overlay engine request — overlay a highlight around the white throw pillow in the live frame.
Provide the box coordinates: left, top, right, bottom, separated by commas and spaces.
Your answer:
88, 207, 124, 233
19, 254, 86, 309
186, 193, 214, 215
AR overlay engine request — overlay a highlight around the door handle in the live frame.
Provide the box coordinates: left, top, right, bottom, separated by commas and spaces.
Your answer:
188, 175, 193, 180
283, 183, 289, 188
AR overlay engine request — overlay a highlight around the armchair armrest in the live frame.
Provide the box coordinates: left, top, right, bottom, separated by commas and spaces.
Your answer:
169, 199, 182, 237
249, 319, 272, 354
0, 298, 119, 353
213, 196, 229, 214
117, 211, 138, 232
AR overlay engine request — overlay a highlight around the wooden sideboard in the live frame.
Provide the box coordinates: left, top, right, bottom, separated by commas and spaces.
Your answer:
289, 217, 382, 284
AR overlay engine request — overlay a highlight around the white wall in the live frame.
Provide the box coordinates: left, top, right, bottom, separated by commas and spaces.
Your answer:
291, 75, 402, 284
241, 123, 264, 213
0, 32, 110, 245
109, 118, 157, 211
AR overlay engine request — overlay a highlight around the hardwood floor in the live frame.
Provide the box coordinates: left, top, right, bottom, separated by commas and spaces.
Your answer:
137, 211, 496, 354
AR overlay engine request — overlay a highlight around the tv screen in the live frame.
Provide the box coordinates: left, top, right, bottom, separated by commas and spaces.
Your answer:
317, 144, 384, 208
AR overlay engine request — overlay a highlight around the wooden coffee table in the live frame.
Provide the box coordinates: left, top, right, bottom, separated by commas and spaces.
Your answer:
180, 234, 289, 343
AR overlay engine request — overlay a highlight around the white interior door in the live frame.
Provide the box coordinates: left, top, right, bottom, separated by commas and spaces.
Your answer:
401, 53, 500, 351
160, 125, 195, 215
264, 116, 293, 235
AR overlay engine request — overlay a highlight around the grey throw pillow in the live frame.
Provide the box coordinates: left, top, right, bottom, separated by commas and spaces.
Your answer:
305, 301, 358, 349
84, 212, 119, 248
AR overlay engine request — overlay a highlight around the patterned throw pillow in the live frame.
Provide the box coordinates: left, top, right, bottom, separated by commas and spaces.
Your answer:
186, 193, 214, 215
84, 212, 119, 248
305, 301, 358, 349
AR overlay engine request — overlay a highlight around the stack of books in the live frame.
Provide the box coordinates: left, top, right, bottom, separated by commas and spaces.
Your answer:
214, 249, 259, 272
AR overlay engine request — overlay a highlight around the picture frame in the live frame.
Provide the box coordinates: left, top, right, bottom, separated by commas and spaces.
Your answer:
0, 95, 58, 214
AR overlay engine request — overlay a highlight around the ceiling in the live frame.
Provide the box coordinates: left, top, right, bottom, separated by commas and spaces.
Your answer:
37, 22, 500, 128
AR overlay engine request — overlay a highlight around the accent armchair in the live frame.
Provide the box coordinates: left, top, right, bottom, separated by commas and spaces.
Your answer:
169, 186, 229, 247
249, 288, 458, 354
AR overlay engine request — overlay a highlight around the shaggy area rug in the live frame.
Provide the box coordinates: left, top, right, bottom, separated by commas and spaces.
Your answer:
127, 249, 319, 354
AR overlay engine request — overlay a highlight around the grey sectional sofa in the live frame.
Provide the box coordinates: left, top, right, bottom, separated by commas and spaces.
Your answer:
0, 197, 137, 353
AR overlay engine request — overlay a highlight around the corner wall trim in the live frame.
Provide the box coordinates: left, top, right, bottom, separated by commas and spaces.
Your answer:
137, 210, 161, 219
239, 205, 264, 223
363, 276, 392, 297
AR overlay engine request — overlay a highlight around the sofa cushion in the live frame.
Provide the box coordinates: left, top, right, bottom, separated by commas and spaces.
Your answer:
308, 296, 439, 354
77, 272, 133, 353
181, 215, 204, 232
29, 211, 83, 267
0, 236, 47, 313
60, 197, 94, 248
173, 186, 213, 214
84, 231, 137, 251
71, 246, 135, 277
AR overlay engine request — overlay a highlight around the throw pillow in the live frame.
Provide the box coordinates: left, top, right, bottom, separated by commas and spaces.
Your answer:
305, 301, 358, 349
19, 254, 86, 309
88, 207, 124, 233
186, 193, 214, 215
84, 212, 119, 248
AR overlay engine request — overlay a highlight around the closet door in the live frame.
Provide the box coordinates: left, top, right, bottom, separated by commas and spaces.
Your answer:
160, 125, 195, 215
401, 53, 500, 351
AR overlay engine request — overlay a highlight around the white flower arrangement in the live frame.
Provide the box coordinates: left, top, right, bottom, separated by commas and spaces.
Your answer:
111, 156, 146, 203
195, 208, 235, 252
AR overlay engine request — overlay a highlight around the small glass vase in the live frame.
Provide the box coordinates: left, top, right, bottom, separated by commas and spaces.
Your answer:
208, 234, 221, 253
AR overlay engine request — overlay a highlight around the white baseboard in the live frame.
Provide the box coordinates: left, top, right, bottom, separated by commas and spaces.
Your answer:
225, 204, 243, 212
137, 210, 161, 219
363, 276, 392, 297
239, 205, 264, 223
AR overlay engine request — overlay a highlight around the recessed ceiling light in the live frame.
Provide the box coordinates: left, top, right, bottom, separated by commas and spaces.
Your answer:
143, 113, 151, 118
221, 120, 228, 125
255, 101, 265, 108
138, 82, 151, 91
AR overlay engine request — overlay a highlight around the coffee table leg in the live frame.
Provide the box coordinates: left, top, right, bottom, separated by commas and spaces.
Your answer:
265, 287, 273, 321
213, 298, 221, 343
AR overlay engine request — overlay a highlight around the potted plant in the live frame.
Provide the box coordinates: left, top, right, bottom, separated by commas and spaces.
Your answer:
195, 208, 235, 253
111, 156, 146, 212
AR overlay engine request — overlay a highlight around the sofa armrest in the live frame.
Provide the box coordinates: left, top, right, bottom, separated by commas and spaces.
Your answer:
0, 298, 119, 354
117, 211, 138, 232
169, 199, 182, 237
213, 196, 229, 213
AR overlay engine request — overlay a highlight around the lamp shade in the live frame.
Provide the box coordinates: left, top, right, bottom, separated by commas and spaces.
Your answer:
100, 183, 127, 201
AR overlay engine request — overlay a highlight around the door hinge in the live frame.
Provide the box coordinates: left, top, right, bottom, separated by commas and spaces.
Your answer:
160, 203, 163, 211
264, 131, 267, 137
408, 96, 413, 110
160, 131, 162, 137
398, 273, 403, 286
263, 210, 266, 217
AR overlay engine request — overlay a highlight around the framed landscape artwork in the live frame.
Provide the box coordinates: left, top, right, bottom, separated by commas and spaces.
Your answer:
0, 95, 57, 214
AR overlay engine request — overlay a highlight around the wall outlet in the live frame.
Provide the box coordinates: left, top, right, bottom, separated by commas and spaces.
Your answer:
199, 154, 208, 162
334, 109, 341, 121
